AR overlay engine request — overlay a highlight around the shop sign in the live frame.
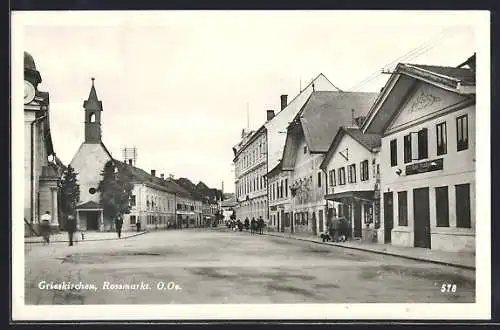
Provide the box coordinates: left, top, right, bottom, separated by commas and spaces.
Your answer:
405, 158, 443, 176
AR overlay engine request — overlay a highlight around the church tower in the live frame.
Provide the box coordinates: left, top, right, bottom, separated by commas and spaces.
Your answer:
84, 77, 103, 143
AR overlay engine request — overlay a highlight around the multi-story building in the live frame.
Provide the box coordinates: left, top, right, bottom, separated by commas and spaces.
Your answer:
233, 125, 268, 222
24, 51, 61, 235
267, 161, 291, 232
361, 55, 476, 252
115, 162, 177, 231
281, 90, 378, 236
320, 127, 381, 241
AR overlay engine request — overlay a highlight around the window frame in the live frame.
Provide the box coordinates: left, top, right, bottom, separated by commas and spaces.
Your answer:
390, 139, 398, 167
436, 122, 447, 156
360, 160, 369, 181
397, 191, 408, 226
456, 114, 469, 151
403, 134, 412, 163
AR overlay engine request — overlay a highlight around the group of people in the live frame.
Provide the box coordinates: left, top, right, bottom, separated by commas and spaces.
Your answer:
227, 216, 265, 235
38, 211, 139, 246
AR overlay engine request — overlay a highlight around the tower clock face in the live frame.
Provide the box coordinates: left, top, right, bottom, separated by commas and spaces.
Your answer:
24, 80, 36, 105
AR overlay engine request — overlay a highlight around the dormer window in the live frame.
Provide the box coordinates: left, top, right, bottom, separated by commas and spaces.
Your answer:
303, 146, 308, 154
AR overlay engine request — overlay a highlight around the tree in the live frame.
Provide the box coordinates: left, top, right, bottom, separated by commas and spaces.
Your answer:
58, 165, 80, 229
97, 161, 134, 223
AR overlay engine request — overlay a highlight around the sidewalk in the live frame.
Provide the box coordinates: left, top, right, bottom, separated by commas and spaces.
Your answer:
24, 230, 146, 244
264, 231, 475, 270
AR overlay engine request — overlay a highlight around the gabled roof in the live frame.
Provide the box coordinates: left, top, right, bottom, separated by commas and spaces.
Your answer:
320, 127, 381, 170
299, 91, 379, 153
76, 200, 102, 210
281, 91, 378, 171
409, 64, 475, 86
264, 73, 342, 172
361, 55, 476, 135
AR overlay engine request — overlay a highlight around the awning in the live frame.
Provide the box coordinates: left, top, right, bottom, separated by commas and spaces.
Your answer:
324, 190, 375, 203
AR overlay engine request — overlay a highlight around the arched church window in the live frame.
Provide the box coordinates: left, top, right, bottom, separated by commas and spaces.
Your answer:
89, 112, 96, 123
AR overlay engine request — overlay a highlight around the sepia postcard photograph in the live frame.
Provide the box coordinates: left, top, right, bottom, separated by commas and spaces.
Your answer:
11, 10, 491, 321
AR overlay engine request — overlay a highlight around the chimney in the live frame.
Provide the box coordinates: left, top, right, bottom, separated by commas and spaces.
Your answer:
160, 173, 165, 180
266, 109, 275, 121
280, 95, 288, 111
151, 169, 156, 177
128, 159, 133, 166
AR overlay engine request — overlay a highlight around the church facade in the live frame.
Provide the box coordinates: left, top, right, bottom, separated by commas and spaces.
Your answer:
69, 78, 113, 231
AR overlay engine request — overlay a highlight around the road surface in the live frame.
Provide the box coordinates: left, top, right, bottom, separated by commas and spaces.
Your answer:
24, 228, 475, 304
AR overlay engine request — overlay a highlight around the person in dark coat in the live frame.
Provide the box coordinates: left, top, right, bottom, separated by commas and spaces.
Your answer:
115, 214, 123, 238
258, 216, 265, 235
66, 214, 77, 246
136, 218, 141, 232
250, 218, 256, 235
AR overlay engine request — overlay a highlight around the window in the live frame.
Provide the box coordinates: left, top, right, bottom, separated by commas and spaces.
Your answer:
89, 187, 97, 195
456, 184, 471, 228
317, 172, 322, 187
347, 164, 357, 183
435, 186, 449, 227
89, 112, 96, 123
390, 139, 397, 167
360, 160, 369, 181
129, 195, 136, 207
130, 215, 136, 224
280, 180, 284, 198
436, 122, 447, 155
303, 146, 308, 154
329, 169, 336, 186
397, 191, 408, 226
177, 203, 182, 210
403, 134, 412, 163
418, 128, 428, 159
285, 179, 288, 197
338, 167, 346, 185
456, 115, 469, 151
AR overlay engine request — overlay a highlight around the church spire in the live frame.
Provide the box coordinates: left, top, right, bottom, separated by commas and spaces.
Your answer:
83, 77, 102, 111
83, 77, 103, 143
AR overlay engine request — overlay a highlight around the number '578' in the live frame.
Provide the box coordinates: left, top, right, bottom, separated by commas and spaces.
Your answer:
441, 283, 457, 293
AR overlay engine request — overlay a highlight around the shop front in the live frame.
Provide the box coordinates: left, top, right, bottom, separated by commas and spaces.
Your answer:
325, 190, 378, 242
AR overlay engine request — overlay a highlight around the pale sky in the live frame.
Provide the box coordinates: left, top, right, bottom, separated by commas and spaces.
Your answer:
16, 11, 480, 193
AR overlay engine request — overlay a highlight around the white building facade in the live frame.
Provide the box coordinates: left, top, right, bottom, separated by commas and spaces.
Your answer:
362, 57, 476, 252
233, 126, 268, 222
320, 127, 381, 242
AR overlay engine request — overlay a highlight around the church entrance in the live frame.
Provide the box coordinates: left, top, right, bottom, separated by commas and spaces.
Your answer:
86, 211, 100, 230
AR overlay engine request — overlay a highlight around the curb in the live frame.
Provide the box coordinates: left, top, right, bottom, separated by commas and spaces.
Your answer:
24, 231, 147, 244
264, 232, 475, 271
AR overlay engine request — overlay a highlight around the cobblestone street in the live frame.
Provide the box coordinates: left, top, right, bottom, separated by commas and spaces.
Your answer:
24, 229, 475, 304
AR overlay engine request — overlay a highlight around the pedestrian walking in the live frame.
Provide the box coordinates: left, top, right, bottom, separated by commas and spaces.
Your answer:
136, 219, 142, 232
250, 218, 256, 235
115, 213, 123, 238
66, 214, 77, 246
258, 216, 265, 235
40, 211, 51, 244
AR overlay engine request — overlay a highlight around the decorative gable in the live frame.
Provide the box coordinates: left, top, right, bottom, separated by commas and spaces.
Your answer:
387, 82, 468, 132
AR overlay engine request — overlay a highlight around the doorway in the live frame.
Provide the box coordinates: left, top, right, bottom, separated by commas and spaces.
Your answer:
280, 210, 285, 232
318, 209, 324, 233
383, 192, 393, 243
311, 212, 317, 235
353, 202, 362, 238
413, 187, 431, 248
86, 211, 100, 230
